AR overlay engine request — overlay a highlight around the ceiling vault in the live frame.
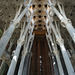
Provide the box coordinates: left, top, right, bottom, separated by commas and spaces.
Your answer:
0, 0, 75, 75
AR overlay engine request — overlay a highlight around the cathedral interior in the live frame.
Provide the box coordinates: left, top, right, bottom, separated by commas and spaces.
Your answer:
0, 0, 75, 75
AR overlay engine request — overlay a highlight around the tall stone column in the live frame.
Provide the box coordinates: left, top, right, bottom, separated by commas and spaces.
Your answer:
46, 24, 64, 75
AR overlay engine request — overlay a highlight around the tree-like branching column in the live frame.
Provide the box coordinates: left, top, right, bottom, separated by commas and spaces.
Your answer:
7, 9, 34, 75
48, 0, 75, 43
0, 0, 32, 58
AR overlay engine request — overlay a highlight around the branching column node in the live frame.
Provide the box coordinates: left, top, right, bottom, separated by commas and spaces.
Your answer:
53, 50, 59, 56
56, 37, 64, 45
17, 38, 25, 45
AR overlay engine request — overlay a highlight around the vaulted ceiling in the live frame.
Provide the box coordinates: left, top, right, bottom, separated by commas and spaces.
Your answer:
0, 0, 75, 46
